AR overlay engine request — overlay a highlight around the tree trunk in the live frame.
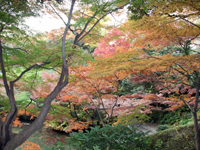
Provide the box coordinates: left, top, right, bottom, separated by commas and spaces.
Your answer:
193, 77, 200, 150
193, 113, 200, 150
2, 72, 67, 150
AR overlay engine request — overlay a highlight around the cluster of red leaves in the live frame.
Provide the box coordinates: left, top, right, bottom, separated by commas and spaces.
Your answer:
93, 28, 131, 58
130, 74, 153, 83
158, 83, 199, 96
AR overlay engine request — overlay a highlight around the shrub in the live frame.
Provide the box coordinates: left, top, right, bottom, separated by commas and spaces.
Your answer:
69, 123, 151, 150
149, 123, 196, 150
148, 106, 192, 125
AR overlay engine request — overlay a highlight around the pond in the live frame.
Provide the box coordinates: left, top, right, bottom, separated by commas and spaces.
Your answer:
13, 124, 75, 150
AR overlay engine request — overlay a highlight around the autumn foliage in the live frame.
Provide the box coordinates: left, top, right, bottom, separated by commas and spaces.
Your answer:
2, 1, 200, 149
20, 141, 41, 150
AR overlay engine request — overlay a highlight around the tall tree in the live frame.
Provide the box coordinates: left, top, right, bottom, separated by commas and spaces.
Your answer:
92, 1, 200, 149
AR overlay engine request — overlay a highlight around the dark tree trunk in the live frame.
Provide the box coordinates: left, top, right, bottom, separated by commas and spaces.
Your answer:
193, 113, 200, 150
193, 77, 200, 150
74, 105, 79, 120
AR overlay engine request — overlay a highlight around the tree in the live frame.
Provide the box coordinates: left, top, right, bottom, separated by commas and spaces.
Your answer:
31, 62, 125, 130
0, 0, 132, 149
92, 1, 200, 149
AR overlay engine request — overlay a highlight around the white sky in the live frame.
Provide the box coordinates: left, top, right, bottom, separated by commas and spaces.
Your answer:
25, 14, 66, 33
25, 8, 128, 33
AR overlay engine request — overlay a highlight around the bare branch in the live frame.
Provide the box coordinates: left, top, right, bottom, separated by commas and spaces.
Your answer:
108, 76, 120, 124
14, 48, 29, 54
168, 14, 200, 30
25, 98, 43, 109
182, 98, 194, 113
78, 1, 132, 42
110, 13, 124, 26
48, 2, 67, 26
11, 62, 50, 84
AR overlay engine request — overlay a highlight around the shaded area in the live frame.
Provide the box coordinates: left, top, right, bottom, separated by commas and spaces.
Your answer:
13, 125, 73, 150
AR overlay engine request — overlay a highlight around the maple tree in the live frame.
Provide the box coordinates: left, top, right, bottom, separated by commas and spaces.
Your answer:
36, 61, 174, 133
31, 62, 122, 131
126, 1, 200, 149
90, 1, 200, 149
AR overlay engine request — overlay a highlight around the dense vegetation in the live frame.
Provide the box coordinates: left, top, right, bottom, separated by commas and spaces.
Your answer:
0, 0, 200, 150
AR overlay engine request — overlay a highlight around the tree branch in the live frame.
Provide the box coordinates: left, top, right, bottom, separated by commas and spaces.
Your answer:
0, 24, 5, 33
48, 2, 67, 26
14, 48, 29, 54
25, 98, 43, 108
11, 62, 50, 84
168, 14, 200, 30
0, 40, 10, 96
193, 77, 200, 113
77, 1, 132, 42
61, 0, 76, 86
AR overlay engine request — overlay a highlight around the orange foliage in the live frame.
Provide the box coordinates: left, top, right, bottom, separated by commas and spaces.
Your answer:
122, 94, 143, 99
12, 118, 23, 127
17, 107, 37, 120
144, 94, 159, 101
20, 141, 42, 150
66, 120, 89, 133
2, 117, 22, 127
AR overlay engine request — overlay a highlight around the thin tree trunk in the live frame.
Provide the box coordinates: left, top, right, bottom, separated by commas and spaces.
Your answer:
96, 108, 105, 127
193, 112, 200, 150
193, 77, 200, 150
84, 110, 96, 127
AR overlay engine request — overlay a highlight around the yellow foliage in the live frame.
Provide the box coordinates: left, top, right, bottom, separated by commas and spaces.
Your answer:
120, 1, 200, 50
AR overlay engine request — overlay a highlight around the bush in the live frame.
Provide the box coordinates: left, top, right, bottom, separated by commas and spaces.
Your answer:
149, 123, 196, 150
118, 78, 157, 96
69, 123, 151, 150
148, 106, 191, 125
